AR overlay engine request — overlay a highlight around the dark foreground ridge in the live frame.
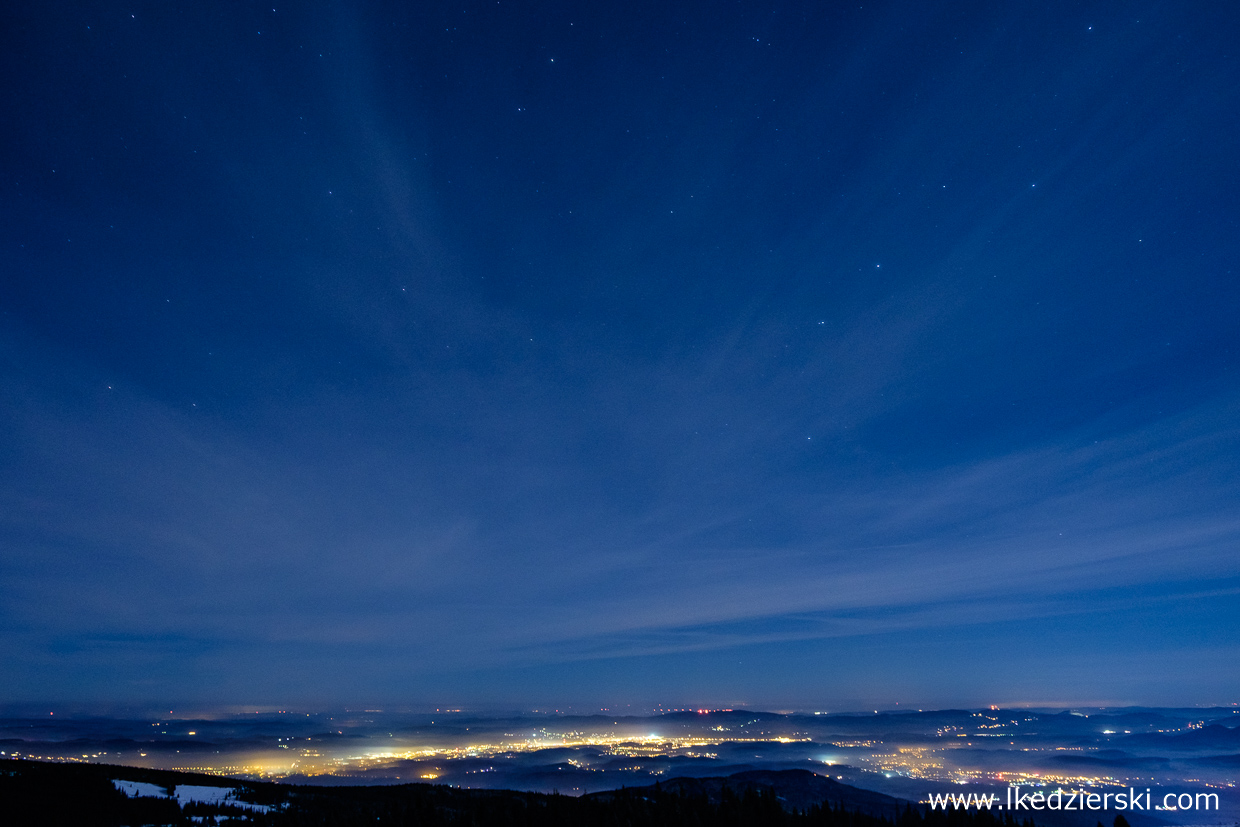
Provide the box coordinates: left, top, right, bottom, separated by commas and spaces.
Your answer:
1, 757, 1043, 827
588, 768, 910, 817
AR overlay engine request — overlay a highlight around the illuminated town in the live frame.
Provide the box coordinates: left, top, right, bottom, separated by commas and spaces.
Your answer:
3, 705, 1236, 818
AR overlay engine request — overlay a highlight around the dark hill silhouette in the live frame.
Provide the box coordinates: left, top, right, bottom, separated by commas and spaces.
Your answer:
588, 768, 910, 817
1046, 751, 1171, 770
0, 758, 1173, 827
1118, 725, 1240, 751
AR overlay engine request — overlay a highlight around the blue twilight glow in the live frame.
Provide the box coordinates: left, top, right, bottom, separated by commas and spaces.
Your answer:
1, 0, 1238, 707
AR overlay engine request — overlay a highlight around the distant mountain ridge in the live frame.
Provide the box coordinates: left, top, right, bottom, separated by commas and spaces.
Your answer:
1118, 724, 1240, 751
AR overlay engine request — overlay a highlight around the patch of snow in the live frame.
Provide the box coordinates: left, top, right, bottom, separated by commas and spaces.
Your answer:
111, 779, 270, 813
176, 784, 270, 813
175, 785, 235, 806
112, 779, 167, 798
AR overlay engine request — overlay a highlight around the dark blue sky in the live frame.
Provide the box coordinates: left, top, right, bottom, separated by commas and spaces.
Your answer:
2, 0, 1238, 709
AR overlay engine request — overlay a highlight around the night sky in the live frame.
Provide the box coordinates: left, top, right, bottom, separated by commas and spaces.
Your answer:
3, 0, 1238, 709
